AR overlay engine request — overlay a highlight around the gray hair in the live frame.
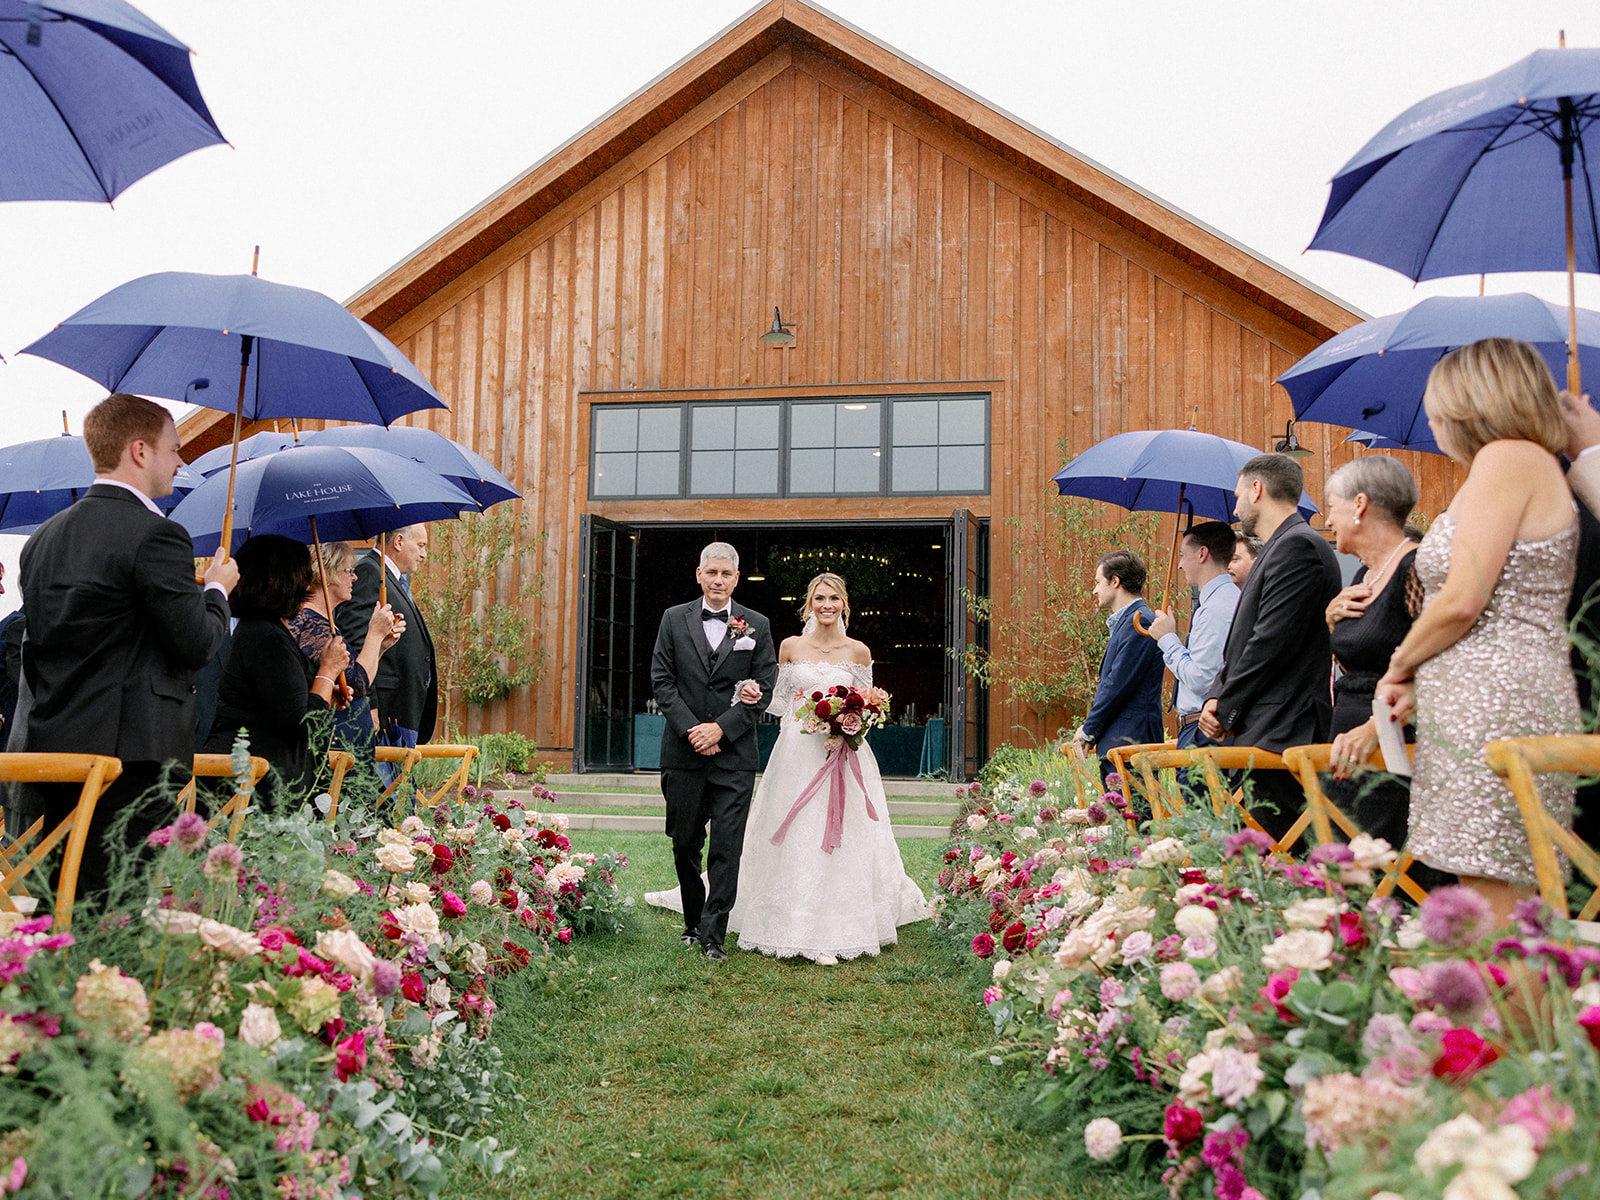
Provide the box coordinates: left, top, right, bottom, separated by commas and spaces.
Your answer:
699, 541, 739, 570
379, 524, 424, 549
1325, 455, 1418, 527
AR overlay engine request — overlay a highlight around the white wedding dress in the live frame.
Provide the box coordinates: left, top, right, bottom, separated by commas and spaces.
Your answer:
645, 661, 929, 962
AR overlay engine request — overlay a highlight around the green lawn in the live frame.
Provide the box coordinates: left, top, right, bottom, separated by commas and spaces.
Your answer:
451, 830, 1109, 1200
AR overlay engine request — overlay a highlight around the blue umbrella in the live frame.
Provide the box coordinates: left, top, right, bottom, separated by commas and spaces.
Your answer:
168, 444, 474, 557
1307, 47, 1600, 390
22, 269, 449, 549
187, 430, 302, 476
0, 0, 225, 203
1279, 293, 1600, 453
0, 432, 197, 531
309, 425, 519, 510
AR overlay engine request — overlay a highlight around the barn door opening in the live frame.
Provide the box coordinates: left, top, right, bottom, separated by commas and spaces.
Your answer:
575, 515, 637, 772
945, 509, 988, 781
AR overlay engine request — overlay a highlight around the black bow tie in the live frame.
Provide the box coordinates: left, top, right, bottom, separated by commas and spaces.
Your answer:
702, 608, 729, 622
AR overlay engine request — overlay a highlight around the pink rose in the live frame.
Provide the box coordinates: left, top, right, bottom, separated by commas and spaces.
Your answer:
838, 711, 863, 735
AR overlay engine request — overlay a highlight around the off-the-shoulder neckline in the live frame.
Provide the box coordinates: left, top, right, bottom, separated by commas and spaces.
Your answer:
780, 658, 874, 668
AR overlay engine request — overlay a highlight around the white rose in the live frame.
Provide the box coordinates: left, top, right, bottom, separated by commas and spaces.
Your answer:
548, 861, 587, 888
1415, 1113, 1487, 1171
966, 813, 988, 832
1260, 929, 1335, 973
426, 978, 452, 1007
460, 942, 489, 974
1199, 966, 1243, 1003
1083, 1117, 1122, 1162
146, 906, 204, 936
376, 842, 418, 873
315, 929, 377, 981
392, 902, 443, 944
1348, 833, 1398, 871
1441, 1171, 1518, 1200
991, 959, 1012, 981
321, 869, 361, 898
1461, 1124, 1537, 1184
399, 816, 428, 837
377, 827, 413, 848
1283, 897, 1342, 929
236, 1002, 282, 1048
1138, 837, 1186, 866
401, 881, 435, 905
1173, 905, 1218, 940
197, 918, 263, 960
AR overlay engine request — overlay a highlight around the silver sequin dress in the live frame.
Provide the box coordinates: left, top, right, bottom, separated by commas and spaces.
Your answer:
1409, 512, 1581, 885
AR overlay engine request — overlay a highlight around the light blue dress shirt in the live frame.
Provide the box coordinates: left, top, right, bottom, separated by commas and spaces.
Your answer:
1157, 574, 1240, 716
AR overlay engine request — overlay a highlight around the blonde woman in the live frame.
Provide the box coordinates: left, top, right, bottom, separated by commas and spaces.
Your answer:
1376, 338, 1582, 923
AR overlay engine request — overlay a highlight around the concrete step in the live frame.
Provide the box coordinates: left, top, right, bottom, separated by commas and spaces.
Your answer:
545, 771, 960, 799
559, 812, 949, 840
520, 789, 959, 819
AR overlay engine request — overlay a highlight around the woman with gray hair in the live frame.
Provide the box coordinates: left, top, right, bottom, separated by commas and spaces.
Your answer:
1323, 455, 1430, 861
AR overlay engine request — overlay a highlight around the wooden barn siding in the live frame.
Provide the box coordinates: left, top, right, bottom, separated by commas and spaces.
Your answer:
369, 48, 1453, 757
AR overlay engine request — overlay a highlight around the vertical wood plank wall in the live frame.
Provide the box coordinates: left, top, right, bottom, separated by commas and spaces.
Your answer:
371, 47, 1456, 759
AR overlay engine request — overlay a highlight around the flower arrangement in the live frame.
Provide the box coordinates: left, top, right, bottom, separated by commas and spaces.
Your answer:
726, 615, 748, 640
0, 761, 631, 1200
794, 684, 891, 749
931, 747, 1600, 1200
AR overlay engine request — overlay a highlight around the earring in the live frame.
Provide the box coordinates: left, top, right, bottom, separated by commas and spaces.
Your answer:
1354, 516, 1362, 526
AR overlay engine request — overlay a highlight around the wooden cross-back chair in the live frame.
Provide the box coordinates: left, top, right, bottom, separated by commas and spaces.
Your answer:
1280, 744, 1430, 903
1483, 735, 1600, 922
323, 751, 357, 822
373, 745, 424, 802
0, 753, 123, 932
178, 754, 271, 843
1104, 742, 1175, 809
408, 744, 480, 807
1127, 747, 1292, 844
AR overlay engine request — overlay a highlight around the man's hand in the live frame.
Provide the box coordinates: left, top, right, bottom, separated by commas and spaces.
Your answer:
1069, 729, 1089, 759
1560, 389, 1600, 460
1146, 608, 1177, 641
1197, 697, 1225, 740
688, 721, 724, 755
204, 549, 240, 594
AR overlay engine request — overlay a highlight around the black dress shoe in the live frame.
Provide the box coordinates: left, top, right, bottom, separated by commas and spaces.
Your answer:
703, 943, 728, 962
680, 932, 699, 948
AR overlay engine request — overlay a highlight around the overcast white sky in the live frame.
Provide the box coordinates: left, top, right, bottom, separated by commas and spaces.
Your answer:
3, 0, 1600, 612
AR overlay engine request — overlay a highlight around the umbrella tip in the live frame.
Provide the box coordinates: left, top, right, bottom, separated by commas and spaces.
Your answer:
1560, 28, 1566, 46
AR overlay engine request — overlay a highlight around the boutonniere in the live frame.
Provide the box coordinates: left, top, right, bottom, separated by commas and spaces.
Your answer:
727, 616, 748, 639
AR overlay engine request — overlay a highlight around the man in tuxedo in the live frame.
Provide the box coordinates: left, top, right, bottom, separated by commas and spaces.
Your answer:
650, 542, 777, 961
19, 393, 237, 895
1073, 550, 1165, 775
1200, 453, 1341, 840
338, 523, 436, 757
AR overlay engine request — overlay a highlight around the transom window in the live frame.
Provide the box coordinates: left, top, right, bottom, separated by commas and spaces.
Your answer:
587, 393, 989, 499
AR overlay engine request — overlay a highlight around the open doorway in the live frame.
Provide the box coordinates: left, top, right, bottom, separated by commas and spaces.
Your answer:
574, 518, 986, 777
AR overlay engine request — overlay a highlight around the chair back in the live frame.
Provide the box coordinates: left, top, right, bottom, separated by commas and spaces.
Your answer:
1104, 742, 1175, 809
1483, 735, 1600, 921
374, 745, 424, 802
325, 751, 357, 821
412, 745, 481, 806
0, 753, 124, 932
179, 754, 271, 843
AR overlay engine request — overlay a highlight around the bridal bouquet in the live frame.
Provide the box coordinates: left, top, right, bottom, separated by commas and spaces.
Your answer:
794, 684, 891, 749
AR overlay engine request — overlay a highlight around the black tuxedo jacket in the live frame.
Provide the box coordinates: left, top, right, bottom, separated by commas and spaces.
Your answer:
19, 484, 230, 765
1208, 513, 1341, 752
650, 600, 778, 773
337, 549, 437, 742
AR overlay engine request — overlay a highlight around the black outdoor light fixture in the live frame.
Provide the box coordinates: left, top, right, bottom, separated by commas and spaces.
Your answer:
759, 306, 797, 347
1274, 419, 1313, 458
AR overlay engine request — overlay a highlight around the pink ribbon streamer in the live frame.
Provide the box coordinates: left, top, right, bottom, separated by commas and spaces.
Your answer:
769, 738, 878, 854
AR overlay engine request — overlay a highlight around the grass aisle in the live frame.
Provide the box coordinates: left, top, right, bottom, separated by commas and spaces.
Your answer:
455, 831, 1093, 1200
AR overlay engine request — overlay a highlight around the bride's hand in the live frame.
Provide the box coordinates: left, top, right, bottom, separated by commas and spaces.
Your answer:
737, 680, 762, 705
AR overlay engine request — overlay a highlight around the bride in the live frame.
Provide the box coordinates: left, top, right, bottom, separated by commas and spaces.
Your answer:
646, 572, 929, 964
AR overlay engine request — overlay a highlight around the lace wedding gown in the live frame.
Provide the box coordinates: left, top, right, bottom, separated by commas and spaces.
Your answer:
646, 661, 929, 962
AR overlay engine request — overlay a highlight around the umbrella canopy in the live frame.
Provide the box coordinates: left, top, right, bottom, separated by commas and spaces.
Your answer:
169, 444, 474, 556
1052, 429, 1319, 524
1309, 49, 1600, 282
309, 425, 519, 510
20, 271, 447, 426
0, 433, 196, 530
0, 0, 225, 203
1279, 293, 1600, 454
187, 430, 302, 476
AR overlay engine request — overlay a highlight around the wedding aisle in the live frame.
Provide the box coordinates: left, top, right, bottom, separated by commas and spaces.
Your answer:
448, 832, 1102, 1200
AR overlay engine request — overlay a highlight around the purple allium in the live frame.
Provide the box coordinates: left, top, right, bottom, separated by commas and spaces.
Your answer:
1423, 959, 1491, 1023
171, 812, 208, 853
1029, 780, 1048, 795
146, 826, 172, 848
1513, 897, 1553, 939
1419, 886, 1498, 948
1223, 829, 1275, 858
1104, 772, 1123, 790
370, 959, 401, 998
462, 784, 477, 799
202, 843, 244, 883
1037, 806, 1058, 823
1084, 801, 1109, 825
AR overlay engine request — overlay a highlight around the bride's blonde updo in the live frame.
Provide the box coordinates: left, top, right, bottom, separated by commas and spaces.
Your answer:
799, 572, 850, 631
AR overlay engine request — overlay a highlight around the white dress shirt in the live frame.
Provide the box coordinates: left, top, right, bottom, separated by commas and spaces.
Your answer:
701, 600, 731, 650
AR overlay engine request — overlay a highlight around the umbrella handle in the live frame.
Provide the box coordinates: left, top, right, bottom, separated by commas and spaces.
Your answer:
309, 516, 349, 699
1136, 487, 1190, 638
218, 334, 255, 560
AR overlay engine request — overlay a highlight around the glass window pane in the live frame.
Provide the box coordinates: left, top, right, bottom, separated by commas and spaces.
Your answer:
692, 406, 736, 450
638, 406, 682, 452
939, 444, 986, 492
940, 397, 986, 444
736, 405, 779, 448
790, 403, 833, 448
592, 452, 637, 497
893, 400, 939, 446
635, 451, 680, 495
892, 445, 937, 492
834, 447, 881, 493
789, 448, 834, 493
690, 449, 734, 494
734, 449, 780, 494
835, 402, 879, 446
593, 408, 638, 452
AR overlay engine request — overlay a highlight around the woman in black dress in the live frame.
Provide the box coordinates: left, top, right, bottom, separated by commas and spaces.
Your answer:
1322, 456, 1423, 851
205, 534, 349, 809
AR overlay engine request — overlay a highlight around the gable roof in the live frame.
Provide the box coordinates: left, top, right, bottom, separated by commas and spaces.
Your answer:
346, 0, 1358, 341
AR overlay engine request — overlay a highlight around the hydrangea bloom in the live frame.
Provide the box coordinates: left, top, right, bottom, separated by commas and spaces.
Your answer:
72, 960, 150, 1041
1301, 1072, 1422, 1154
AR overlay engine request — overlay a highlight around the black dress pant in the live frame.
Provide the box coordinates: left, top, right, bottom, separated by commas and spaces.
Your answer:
661, 762, 754, 948
30, 761, 170, 904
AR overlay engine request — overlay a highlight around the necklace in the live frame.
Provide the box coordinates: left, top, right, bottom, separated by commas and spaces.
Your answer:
1364, 537, 1410, 585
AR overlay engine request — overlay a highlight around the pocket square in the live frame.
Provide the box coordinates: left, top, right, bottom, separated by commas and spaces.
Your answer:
733, 636, 756, 651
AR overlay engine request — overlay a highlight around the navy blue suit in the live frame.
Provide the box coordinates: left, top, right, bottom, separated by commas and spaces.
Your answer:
1082, 599, 1165, 756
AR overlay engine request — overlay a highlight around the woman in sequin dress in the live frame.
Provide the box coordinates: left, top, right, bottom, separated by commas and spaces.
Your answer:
1376, 339, 1582, 923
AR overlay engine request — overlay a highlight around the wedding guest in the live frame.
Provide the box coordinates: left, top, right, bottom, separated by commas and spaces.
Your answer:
1377, 339, 1581, 924
206, 534, 349, 809
1322, 457, 1436, 868
291, 540, 400, 759
1200, 454, 1341, 840
1228, 535, 1263, 588
1555, 385, 1600, 847
1146, 522, 1240, 749
1073, 550, 1164, 772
